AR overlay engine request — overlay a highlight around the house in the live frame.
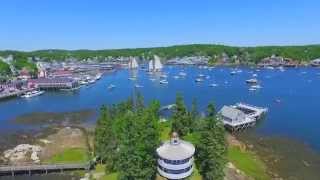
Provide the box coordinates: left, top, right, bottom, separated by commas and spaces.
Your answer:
18, 69, 31, 80
218, 105, 256, 132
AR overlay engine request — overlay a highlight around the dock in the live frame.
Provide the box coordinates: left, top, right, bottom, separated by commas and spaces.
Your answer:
218, 103, 267, 132
0, 162, 94, 176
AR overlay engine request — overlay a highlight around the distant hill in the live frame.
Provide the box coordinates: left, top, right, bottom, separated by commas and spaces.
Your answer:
0, 44, 320, 63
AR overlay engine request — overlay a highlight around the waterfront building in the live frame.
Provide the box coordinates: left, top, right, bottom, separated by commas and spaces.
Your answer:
28, 78, 78, 90
218, 103, 267, 132
156, 132, 195, 179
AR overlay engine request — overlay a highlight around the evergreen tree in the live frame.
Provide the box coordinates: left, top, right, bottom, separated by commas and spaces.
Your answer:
171, 94, 192, 136
94, 105, 118, 172
196, 103, 227, 180
116, 97, 160, 179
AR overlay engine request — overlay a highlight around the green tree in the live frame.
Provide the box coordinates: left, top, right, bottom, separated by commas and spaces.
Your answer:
196, 103, 227, 180
171, 94, 192, 137
94, 106, 118, 172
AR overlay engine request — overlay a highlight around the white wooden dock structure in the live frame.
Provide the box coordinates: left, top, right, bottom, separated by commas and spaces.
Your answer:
219, 103, 267, 132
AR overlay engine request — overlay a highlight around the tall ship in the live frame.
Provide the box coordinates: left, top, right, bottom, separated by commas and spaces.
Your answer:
128, 57, 139, 69
149, 55, 163, 72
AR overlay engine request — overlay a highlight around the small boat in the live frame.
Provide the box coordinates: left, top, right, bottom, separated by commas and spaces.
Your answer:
246, 78, 258, 84
248, 87, 257, 91
95, 73, 102, 80
195, 78, 204, 83
79, 80, 89, 85
173, 75, 179, 79
205, 75, 210, 79
134, 84, 143, 88
275, 99, 281, 103
209, 83, 218, 87
252, 74, 258, 77
266, 66, 274, 70
128, 77, 137, 81
278, 67, 285, 72
251, 85, 262, 89
107, 84, 116, 90
160, 80, 168, 84
198, 74, 205, 78
21, 90, 45, 98
237, 70, 243, 73
88, 79, 96, 84
160, 74, 168, 78
179, 72, 187, 76
230, 71, 237, 75
149, 78, 156, 81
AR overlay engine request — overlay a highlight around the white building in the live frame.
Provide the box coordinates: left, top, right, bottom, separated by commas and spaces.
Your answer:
156, 132, 195, 179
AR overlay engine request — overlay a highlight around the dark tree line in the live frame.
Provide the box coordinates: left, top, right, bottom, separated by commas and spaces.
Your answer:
95, 94, 227, 180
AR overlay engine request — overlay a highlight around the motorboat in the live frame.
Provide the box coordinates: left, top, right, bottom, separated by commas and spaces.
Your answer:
159, 80, 168, 84
107, 84, 116, 90
21, 90, 45, 98
134, 84, 143, 88
209, 83, 218, 87
246, 78, 258, 84
195, 78, 204, 83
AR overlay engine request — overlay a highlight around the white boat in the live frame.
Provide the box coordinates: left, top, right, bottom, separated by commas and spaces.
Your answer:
159, 80, 168, 84
148, 55, 163, 72
251, 85, 262, 89
160, 74, 168, 78
209, 83, 218, 87
266, 66, 274, 70
134, 84, 143, 88
246, 78, 258, 84
198, 74, 205, 78
95, 73, 102, 80
279, 66, 285, 72
230, 71, 237, 75
195, 78, 204, 82
79, 80, 89, 85
88, 79, 95, 84
149, 78, 156, 81
179, 72, 187, 76
252, 74, 258, 77
248, 87, 257, 91
21, 90, 45, 98
128, 57, 139, 69
107, 84, 116, 90
173, 75, 179, 79
205, 75, 210, 79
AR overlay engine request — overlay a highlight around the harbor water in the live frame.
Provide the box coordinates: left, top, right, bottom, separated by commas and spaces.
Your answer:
1, 66, 320, 151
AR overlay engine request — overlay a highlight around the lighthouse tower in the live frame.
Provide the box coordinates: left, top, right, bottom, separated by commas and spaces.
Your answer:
156, 132, 195, 179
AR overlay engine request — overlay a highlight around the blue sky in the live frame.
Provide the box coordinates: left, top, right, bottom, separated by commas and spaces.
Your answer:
0, 0, 319, 50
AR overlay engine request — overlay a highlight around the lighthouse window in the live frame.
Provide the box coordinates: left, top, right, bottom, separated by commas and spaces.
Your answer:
158, 165, 193, 174
162, 157, 191, 165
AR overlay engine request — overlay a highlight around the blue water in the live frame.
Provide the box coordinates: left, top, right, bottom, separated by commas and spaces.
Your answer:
1, 66, 320, 150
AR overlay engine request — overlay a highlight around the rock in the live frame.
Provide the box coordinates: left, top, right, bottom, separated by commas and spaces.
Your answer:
2, 144, 42, 164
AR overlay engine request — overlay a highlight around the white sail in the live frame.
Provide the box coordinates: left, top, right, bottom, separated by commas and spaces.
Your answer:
149, 60, 154, 71
154, 55, 163, 71
129, 57, 139, 69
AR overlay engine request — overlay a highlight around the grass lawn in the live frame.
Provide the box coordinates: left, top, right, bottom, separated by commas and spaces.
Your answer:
46, 148, 89, 164
228, 146, 269, 180
101, 172, 118, 180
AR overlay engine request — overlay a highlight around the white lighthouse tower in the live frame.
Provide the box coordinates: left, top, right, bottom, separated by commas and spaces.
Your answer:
156, 132, 195, 179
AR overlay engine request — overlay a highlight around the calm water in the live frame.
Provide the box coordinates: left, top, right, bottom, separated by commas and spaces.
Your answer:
1, 66, 320, 150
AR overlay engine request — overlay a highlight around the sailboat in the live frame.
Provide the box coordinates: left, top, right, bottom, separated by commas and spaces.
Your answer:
148, 55, 163, 72
128, 57, 139, 69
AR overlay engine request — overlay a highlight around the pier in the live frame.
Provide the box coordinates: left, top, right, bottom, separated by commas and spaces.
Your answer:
0, 162, 93, 176
218, 103, 267, 132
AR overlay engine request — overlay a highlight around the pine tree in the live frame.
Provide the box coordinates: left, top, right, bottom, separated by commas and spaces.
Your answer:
171, 94, 192, 136
94, 105, 118, 172
196, 103, 227, 180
